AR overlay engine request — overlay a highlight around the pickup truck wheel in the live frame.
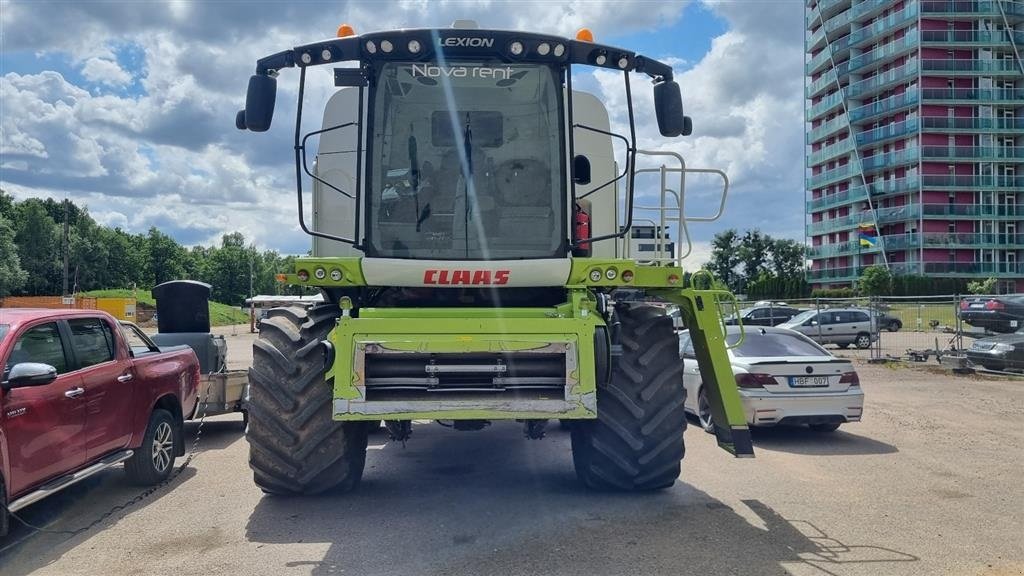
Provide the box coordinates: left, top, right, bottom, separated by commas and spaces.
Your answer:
571, 304, 686, 491
125, 408, 177, 486
247, 305, 369, 496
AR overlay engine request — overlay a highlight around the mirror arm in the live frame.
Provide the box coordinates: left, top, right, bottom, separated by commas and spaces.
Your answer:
633, 55, 673, 82
256, 50, 295, 75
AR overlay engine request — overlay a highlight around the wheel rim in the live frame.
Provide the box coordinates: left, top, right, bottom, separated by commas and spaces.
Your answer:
857, 335, 871, 348
152, 421, 173, 473
698, 390, 713, 429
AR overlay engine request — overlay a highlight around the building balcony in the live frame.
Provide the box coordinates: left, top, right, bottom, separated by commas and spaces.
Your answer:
807, 239, 873, 259
876, 203, 921, 223
921, 87, 1024, 104
807, 266, 866, 282
921, 232, 1024, 248
849, 3, 919, 47
856, 117, 920, 147
920, 116, 1024, 133
920, 28, 1024, 47
922, 203, 1024, 219
806, 46, 844, 76
807, 91, 847, 121
807, 175, 920, 211
861, 147, 919, 172
846, 61, 918, 99
807, 162, 861, 189
848, 33, 919, 75
809, 113, 851, 143
807, 68, 841, 99
808, 186, 869, 212
920, 145, 1024, 162
850, 0, 892, 22
809, 138, 856, 166
806, 211, 870, 235
920, 58, 1022, 75
818, 0, 853, 21
923, 262, 1024, 277
848, 90, 918, 124
921, 175, 1024, 190
920, 0, 1024, 19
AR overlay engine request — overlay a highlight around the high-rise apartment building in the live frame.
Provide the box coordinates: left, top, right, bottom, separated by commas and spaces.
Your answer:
805, 0, 1024, 292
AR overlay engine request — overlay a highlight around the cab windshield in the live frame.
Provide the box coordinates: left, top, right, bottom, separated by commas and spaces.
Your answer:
368, 61, 565, 259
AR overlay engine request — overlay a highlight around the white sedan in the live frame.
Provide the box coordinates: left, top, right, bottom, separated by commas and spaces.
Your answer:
678, 326, 864, 433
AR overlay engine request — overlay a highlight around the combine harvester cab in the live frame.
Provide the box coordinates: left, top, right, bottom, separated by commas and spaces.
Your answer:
236, 21, 751, 495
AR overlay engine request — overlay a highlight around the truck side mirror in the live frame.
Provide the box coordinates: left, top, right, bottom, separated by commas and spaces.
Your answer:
653, 80, 687, 137
573, 155, 591, 185
242, 74, 277, 132
2, 363, 58, 391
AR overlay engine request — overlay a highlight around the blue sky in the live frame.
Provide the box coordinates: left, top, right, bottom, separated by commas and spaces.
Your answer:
0, 0, 805, 263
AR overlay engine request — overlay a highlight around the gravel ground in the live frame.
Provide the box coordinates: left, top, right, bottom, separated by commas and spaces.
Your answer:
1, 327, 1021, 576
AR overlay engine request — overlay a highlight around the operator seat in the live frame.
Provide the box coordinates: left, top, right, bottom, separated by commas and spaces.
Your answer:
494, 158, 553, 249
438, 145, 497, 245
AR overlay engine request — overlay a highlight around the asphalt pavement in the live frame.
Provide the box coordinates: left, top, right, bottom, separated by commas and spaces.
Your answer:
1, 350, 1021, 575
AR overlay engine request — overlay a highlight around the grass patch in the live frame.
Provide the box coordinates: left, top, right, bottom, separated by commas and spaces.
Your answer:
883, 303, 959, 331
82, 289, 249, 327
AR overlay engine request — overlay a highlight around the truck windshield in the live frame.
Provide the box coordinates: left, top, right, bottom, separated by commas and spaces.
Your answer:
368, 61, 565, 260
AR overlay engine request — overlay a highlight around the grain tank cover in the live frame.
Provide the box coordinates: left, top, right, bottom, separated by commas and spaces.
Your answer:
152, 280, 212, 334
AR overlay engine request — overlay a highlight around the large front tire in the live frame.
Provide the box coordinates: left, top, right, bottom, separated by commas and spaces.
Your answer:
247, 305, 369, 495
571, 304, 687, 491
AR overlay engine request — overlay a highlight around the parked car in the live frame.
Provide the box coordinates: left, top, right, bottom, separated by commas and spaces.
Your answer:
874, 311, 903, 332
0, 309, 200, 537
959, 295, 1024, 333
678, 326, 863, 433
966, 330, 1024, 372
725, 305, 803, 327
777, 308, 878, 349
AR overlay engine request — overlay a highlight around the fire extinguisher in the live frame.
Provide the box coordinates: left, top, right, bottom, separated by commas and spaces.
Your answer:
574, 202, 591, 256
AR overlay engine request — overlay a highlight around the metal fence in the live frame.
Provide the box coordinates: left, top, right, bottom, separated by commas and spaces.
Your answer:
734, 295, 1022, 377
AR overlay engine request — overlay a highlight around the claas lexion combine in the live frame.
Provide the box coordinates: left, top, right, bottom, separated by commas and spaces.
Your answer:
235, 21, 752, 495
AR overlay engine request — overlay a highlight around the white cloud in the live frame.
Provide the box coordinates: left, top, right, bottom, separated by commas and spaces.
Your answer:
81, 57, 133, 87
0, 0, 806, 256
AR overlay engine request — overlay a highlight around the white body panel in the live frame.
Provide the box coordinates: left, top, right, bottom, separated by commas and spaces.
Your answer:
361, 258, 571, 287
313, 87, 362, 258
569, 92, 618, 258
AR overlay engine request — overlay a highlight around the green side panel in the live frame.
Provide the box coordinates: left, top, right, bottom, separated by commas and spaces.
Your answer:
650, 287, 755, 458
283, 257, 367, 287
327, 300, 604, 421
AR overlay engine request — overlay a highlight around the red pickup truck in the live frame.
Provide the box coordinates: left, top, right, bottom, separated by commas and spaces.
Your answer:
0, 309, 200, 537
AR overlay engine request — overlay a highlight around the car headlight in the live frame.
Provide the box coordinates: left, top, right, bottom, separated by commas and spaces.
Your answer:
994, 343, 1015, 353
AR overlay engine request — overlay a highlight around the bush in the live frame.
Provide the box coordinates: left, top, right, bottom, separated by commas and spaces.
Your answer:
811, 287, 855, 299
967, 277, 997, 295
857, 266, 893, 296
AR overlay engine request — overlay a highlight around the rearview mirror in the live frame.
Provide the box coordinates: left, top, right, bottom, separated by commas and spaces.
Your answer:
653, 80, 691, 137
2, 363, 58, 391
241, 74, 277, 132
573, 155, 591, 185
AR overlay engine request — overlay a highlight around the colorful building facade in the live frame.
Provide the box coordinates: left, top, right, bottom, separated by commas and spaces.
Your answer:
805, 0, 1024, 292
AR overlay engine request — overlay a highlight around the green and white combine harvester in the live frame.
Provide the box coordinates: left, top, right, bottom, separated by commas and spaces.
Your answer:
235, 21, 753, 495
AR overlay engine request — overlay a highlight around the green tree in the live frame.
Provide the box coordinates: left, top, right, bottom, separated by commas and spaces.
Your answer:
967, 277, 997, 295
857, 265, 893, 296
14, 199, 62, 295
770, 238, 806, 278
0, 213, 27, 297
706, 229, 742, 291
146, 227, 189, 286
737, 230, 773, 287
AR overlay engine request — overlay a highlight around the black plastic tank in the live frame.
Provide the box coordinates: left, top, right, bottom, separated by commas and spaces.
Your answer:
152, 280, 211, 334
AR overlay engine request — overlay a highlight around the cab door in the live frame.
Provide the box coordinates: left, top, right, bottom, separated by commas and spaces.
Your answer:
1, 321, 87, 496
67, 317, 135, 459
